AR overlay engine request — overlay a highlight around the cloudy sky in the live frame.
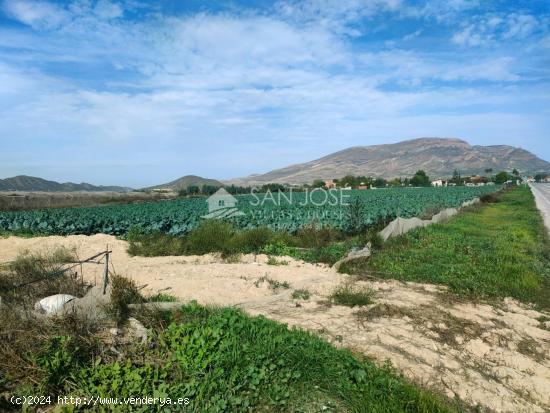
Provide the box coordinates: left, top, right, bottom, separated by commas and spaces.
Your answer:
0, 0, 548, 187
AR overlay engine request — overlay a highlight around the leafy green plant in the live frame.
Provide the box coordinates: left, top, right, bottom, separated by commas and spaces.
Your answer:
0, 187, 500, 236
70, 305, 457, 413
36, 336, 80, 393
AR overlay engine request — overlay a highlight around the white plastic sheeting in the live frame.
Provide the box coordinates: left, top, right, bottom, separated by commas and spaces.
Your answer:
34, 294, 77, 315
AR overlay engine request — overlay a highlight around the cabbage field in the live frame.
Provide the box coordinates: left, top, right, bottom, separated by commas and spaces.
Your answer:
0, 186, 499, 236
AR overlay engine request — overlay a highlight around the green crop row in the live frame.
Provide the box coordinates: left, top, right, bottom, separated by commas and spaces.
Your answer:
0, 186, 499, 236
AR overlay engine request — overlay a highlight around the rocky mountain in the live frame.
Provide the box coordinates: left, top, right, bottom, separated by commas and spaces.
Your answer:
0, 175, 131, 192
229, 138, 550, 185
145, 175, 223, 191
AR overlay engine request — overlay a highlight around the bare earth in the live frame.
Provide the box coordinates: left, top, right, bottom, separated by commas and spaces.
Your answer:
1, 234, 549, 412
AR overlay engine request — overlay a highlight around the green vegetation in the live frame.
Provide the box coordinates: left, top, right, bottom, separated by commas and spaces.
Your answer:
1, 250, 457, 412
345, 187, 550, 308
254, 276, 291, 290
127, 220, 358, 265
267, 256, 289, 265
330, 283, 374, 307
148, 292, 178, 302
70, 304, 456, 412
410, 170, 431, 187
291, 288, 311, 300
0, 186, 498, 236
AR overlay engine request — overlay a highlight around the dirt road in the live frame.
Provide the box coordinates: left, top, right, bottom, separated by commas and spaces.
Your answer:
530, 183, 550, 234
1, 235, 549, 412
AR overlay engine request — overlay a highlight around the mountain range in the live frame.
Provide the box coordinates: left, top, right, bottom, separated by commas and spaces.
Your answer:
3, 138, 549, 191
0, 176, 131, 192
227, 138, 550, 185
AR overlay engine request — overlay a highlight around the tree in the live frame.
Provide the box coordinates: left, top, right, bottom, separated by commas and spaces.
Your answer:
451, 169, 462, 185
495, 171, 510, 184
311, 179, 326, 189
187, 185, 200, 195
535, 173, 546, 183
339, 175, 357, 188
512, 168, 520, 177
373, 178, 386, 188
410, 170, 430, 187
484, 168, 493, 176
201, 185, 220, 195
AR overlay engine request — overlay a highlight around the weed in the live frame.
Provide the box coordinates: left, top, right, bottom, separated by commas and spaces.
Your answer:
291, 289, 311, 300
330, 282, 374, 307
254, 276, 291, 290
106, 274, 145, 324
69, 305, 458, 413
266, 256, 289, 266
148, 293, 177, 303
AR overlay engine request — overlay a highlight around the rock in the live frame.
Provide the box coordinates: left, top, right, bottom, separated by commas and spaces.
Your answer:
333, 243, 371, 271
34, 294, 77, 315
126, 317, 148, 344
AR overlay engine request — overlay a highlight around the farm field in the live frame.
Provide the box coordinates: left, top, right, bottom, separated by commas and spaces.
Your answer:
1, 186, 549, 412
0, 191, 175, 212
0, 186, 499, 236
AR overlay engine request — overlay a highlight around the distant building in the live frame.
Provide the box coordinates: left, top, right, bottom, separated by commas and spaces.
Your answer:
431, 179, 447, 187
324, 179, 336, 189
357, 185, 369, 190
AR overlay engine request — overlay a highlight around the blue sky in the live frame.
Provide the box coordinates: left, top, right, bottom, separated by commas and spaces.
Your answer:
0, 0, 549, 187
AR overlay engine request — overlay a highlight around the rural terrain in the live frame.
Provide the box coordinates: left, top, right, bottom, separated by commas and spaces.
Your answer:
1, 182, 549, 412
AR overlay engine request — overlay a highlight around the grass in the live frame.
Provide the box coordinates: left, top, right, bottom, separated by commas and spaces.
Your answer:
254, 275, 291, 290
67, 303, 458, 413
291, 288, 311, 300
267, 256, 289, 265
127, 220, 366, 265
345, 187, 550, 308
330, 282, 374, 307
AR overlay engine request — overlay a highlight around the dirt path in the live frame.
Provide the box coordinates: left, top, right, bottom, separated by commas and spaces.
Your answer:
1, 234, 549, 412
530, 183, 550, 235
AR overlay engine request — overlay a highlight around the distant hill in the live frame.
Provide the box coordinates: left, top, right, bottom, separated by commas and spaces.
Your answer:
0, 175, 132, 192
145, 175, 223, 191
228, 138, 550, 185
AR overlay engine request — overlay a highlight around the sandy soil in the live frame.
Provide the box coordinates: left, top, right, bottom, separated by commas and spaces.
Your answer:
1, 234, 549, 412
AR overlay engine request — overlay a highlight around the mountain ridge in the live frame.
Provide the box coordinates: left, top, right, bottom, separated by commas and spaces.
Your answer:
144, 175, 223, 191
226, 138, 550, 185
0, 175, 132, 192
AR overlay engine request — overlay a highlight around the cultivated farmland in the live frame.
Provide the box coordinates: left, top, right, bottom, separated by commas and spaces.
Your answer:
0, 186, 499, 236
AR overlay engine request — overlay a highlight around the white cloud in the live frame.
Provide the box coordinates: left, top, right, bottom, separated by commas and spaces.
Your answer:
0, 0, 548, 184
452, 12, 547, 47
2, 0, 69, 29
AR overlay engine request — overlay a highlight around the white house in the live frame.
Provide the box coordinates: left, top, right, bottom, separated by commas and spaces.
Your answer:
431, 179, 447, 187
